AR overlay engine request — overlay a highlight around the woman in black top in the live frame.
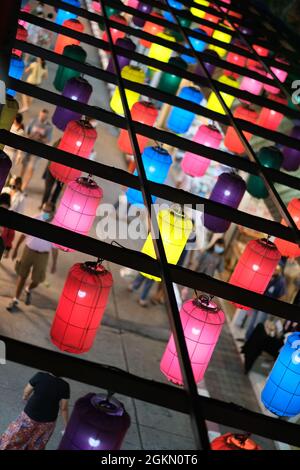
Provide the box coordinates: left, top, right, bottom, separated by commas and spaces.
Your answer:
0, 371, 70, 450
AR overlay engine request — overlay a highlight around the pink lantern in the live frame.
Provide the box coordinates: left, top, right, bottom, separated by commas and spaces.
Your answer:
240, 66, 265, 99
181, 124, 222, 177
257, 94, 287, 131
127, 0, 139, 8
264, 61, 288, 95
92, 1, 101, 12
160, 297, 225, 386
52, 177, 103, 252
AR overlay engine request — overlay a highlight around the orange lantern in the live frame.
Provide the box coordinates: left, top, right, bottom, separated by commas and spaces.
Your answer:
54, 19, 84, 55
140, 13, 164, 48
211, 433, 261, 450
274, 198, 300, 258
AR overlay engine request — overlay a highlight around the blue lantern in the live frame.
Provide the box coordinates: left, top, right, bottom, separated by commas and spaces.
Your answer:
261, 332, 300, 417
126, 146, 172, 206
166, 87, 203, 134
163, 1, 184, 23
7, 56, 25, 97
55, 0, 80, 25
181, 29, 207, 64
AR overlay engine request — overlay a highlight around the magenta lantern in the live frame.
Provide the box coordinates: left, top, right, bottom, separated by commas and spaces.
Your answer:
181, 124, 222, 177
229, 238, 281, 310
160, 296, 225, 386
58, 393, 131, 450
264, 61, 288, 95
240, 66, 265, 99
52, 177, 103, 252
204, 172, 246, 233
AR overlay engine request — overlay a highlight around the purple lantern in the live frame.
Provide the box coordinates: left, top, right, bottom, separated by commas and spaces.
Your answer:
132, 2, 152, 28
204, 172, 246, 233
106, 37, 136, 73
282, 126, 300, 172
52, 77, 93, 131
195, 50, 219, 78
58, 393, 131, 450
0, 151, 12, 192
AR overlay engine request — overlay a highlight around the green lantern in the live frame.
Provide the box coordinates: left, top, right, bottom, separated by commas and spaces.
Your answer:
53, 45, 87, 92
247, 146, 283, 199
0, 95, 19, 150
98, 6, 121, 31
172, 17, 192, 42
158, 57, 187, 95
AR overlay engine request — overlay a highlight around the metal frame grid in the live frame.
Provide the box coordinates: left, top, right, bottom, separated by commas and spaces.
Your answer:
0, 0, 300, 449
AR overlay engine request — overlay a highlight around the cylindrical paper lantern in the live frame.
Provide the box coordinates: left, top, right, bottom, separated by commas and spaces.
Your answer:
0, 151, 12, 192
247, 44, 269, 68
140, 13, 164, 48
55, 0, 80, 25
206, 74, 238, 115
7, 56, 24, 97
102, 15, 127, 44
224, 47, 247, 79
190, 0, 210, 19
140, 207, 193, 281
264, 62, 288, 95
274, 198, 300, 258
51, 261, 112, 353
162, 0, 184, 23
229, 238, 281, 310
282, 126, 300, 171
256, 94, 286, 131
12, 25, 28, 58
195, 50, 218, 78
52, 177, 103, 252
160, 297, 225, 385
58, 393, 130, 450
240, 66, 265, 98
181, 28, 208, 65
126, 146, 172, 206
106, 37, 136, 73
202, 11, 220, 36
148, 32, 176, 71
0, 95, 19, 151
209, 23, 232, 58
204, 172, 246, 233
181, 124, 222, 177
52, 77, 93, 131
54, 18, 84, 55
110, 66, 145, 115
172, 17, 192, 42
117, 101, 158, 154
211, 433, 261, 450
127, 0, 139, 7
224, 105, 258, 154
133, 2, 153, 27
54, 45, 87, 92
166, 87, 203, 134
50, 120, 97, 183
247, 146, 283, 199
158, 57, 187, 96
261, 332, 300, 417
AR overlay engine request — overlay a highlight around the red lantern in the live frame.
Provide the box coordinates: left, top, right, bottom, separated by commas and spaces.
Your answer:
211, 433, 261, 450
229, 238, 281, 310
54, 19, 84, 55
117, 101, 158, 154
50, 120, 97, 184
12, 25, 28, 57
256, 94, 286, 131
224, 105, 258, 154
202, 11, 219, 36
50, 261, 113, 354
102, 15, 127, 44
224, 44, 247, 79
140, 13, 164, 48
247, 44, 269, 68
52, 177, 103, 252
160, 297, 225, 385
274, 198, 300, 258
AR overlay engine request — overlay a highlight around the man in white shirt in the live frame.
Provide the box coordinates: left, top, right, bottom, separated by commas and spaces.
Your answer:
7, 202, 58, 313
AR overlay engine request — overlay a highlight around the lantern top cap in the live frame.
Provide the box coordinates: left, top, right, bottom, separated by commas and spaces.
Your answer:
81, 261, 108, 276
91, 393, 124, 416
257, 237, 277, 249
76, 176, 98, 188
193, 294, 219, 312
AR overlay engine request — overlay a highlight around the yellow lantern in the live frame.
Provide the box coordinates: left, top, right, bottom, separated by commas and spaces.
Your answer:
206, 74, 238, 115
110, 65, 145, 115
190, 0, 210, 19
209, 23, 232, 58
140, 206, 193, 281
0, 95, 19, 150
148, 32, 176, 71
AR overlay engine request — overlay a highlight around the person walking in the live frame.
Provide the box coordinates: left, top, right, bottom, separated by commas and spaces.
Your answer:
6, 202, 58, 312
0, 371, 70, 450
2, 176, 26, 214
3, 113, 25, 168
21, 109, 53, 191
0, 193, 15, 259
20, 58, 48, 112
